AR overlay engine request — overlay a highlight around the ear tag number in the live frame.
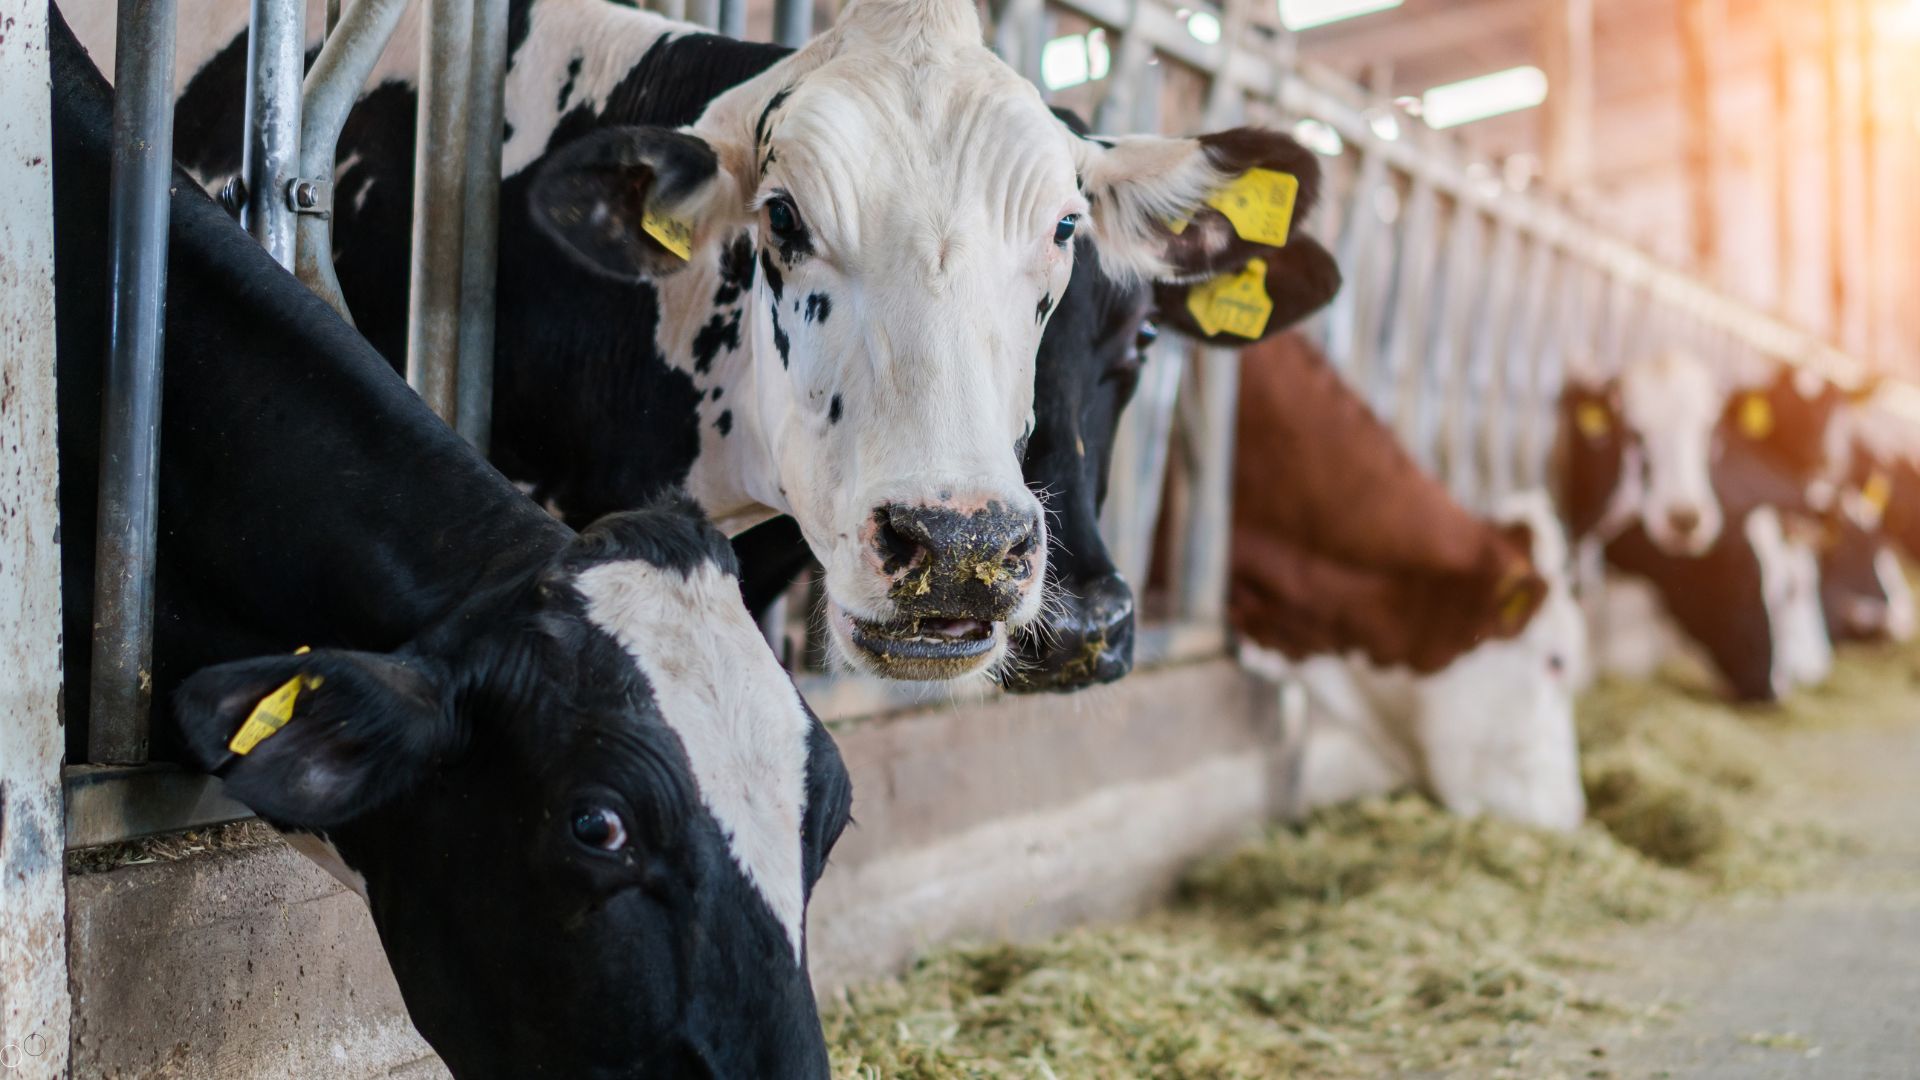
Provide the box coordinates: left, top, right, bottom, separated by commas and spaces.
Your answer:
1206, 168, 1299, 248
1185, 258, 1272, 339
1574, 400, 1612, 440
642, 209, 693, 261
1738, 394, 1774, 440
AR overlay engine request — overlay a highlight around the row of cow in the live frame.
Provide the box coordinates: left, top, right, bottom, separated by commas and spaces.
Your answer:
1242, 331, 1919, 836
47, 0, 1913, 1074
53, 0, 1340, 1073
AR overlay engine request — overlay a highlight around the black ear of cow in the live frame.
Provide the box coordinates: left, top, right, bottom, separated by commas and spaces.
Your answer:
1149, 236, 1342, 347
174, 649, 457, 829
528, 126, 720, 282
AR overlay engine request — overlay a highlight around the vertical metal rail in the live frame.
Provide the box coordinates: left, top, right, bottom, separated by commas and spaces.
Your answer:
774, 0, 812, 47
241, 0, 305, 269
89, 0, 179, 765
457, 0, 511, 449
296, 0, 413, 320
717, 0, 748, 38
407, 0, 476, 423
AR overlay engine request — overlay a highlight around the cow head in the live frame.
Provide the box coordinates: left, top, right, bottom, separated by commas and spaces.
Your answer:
1717, 365, 1858, 512
174, 506, 851, 1079
527, 0, 1335, 681
1567, 350, 1724, 555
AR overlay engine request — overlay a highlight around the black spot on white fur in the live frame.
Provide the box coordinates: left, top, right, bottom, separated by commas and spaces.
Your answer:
828, 394, 843, 425
805, 292, 832, 325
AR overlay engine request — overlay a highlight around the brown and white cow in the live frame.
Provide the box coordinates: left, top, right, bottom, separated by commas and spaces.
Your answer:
1228, 333, 1582, 829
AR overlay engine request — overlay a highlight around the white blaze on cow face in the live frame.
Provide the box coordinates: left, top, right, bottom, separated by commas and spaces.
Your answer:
575, 559, 814, 959
1745, 507, 1833, 696
1619, 349, 1725, 556
1876, 547, 1917, 643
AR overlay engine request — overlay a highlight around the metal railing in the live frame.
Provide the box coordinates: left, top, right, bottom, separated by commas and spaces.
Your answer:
68, 0, 1879, 844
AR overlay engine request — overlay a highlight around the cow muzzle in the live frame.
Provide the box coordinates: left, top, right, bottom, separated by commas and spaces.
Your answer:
1002, 572, 1135, 693
836, 498, 1044, 679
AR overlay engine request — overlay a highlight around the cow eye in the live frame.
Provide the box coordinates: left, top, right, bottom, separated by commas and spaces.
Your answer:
766, 196, 801, 237
1054, 214, 1080, 245
1135, 320, 1159, 352
571, 806, 628, 851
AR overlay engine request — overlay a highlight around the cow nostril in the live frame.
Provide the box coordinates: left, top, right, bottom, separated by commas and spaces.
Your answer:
1668, 507, 1702, 536
875, 516, 925, 572
1007, 528, 1036, 562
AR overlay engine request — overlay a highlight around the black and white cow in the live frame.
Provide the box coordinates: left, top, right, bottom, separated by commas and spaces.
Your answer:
52, 12, 848, 1075
735, 162, 1338, 692
70, 0, 1341, 683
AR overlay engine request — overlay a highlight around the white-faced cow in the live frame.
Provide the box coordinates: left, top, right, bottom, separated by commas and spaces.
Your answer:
735, 106, 1342, 692
1560, 359, 1844, 700
69, 0, 1341, 683
51, 13, 848, 1075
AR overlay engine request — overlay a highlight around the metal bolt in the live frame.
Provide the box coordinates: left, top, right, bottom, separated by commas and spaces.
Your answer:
293, 181, 319, 208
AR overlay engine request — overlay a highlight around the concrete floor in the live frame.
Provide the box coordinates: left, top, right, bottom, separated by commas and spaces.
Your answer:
1514, 720, 1920, 1080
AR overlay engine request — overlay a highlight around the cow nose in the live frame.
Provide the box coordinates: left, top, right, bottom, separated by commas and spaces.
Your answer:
872, 500, 1042, 619
1003, 572, 1136, 693
1667, 506, 1702, 537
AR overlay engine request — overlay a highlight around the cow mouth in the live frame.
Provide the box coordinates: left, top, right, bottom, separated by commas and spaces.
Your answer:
833, 605, 1003, 677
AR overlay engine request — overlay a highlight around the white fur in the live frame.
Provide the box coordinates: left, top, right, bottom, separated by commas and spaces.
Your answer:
1745, 507, 1833, 695
576, 559, 813, 960
1876, 548, 1916, 643
1618, 349, 1724, 555
283, 830, 371, 902
1249, 492, 1588, 831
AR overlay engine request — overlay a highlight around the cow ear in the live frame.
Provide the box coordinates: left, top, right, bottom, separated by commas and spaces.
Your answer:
1147, 238, 1341, 346
529, 126, 752, 282
1074, 126, 1340, 344
173, 650, 458, 829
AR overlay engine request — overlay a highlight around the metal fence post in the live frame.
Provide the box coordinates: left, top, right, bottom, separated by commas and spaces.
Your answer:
296, 0, 413, 321
241, 0, 304, 268
458, 0, 511, 450
774, 0, 812, 47
1, 2, 75, 1069
90, 0, 179, 765
407, 0, 475, 423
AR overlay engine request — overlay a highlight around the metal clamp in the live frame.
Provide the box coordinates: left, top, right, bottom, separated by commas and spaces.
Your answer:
286, 177, 333, 217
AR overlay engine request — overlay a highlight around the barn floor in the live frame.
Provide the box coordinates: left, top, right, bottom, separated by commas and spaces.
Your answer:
824, 642, 1920, 1079
1506, 719, 1920, 1080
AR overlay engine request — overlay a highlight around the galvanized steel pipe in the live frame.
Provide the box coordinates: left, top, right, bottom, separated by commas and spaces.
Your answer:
457, 0, 510, 449
241, 0, 304, 268
774, 0, 811, 47
406, 0, 475, 423
90, 0, 178, 764
297, 0, 411, 320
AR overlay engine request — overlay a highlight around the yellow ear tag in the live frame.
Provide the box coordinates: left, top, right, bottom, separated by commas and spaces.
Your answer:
228, 675, 309, 756
1204, 168, 1300, 248
1863, 470, 1893, 516
641, 208, 693, 261
1738, 394, 1775, 440
1184, 258, 1272, 339
1574, 400, 1612, 440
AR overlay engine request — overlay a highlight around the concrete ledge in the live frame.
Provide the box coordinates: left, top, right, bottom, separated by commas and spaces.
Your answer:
64, 658, 1284, 1077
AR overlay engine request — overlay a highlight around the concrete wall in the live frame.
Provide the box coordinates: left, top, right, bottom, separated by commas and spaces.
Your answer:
64, 658, 1288, 1078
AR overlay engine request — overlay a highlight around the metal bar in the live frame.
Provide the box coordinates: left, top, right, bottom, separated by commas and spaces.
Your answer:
688, 0, 721, 29
406, 0, 475, 423
89, 0, 179, 765
457, 0, 510, 450
717, 0, 747, 38
1, 0, 75, 1063
774, 0, 812, 47
64, 766, 253, 851
651, 0, 688, 21
1177, 346, 1240, 622
241, 0, 304, 268
297, 0, 412, 320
